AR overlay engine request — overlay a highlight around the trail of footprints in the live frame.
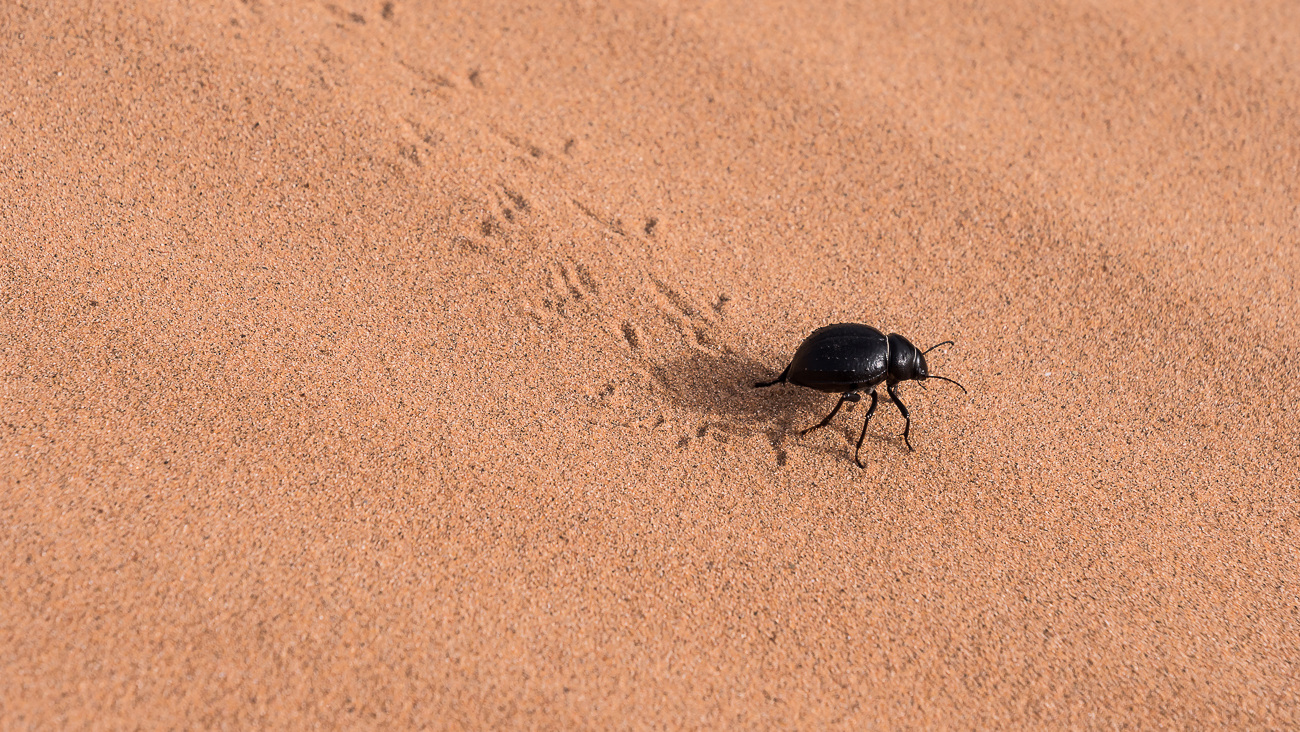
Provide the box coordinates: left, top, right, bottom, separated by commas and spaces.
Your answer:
538, 259, 598, 320
380, 46, 771, 461
468, 180, 780, 462
235, 5, 764, 455
525, 250, 758, 455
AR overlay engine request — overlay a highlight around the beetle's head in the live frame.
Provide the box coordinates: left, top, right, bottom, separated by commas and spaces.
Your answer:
890, 335, 968, 393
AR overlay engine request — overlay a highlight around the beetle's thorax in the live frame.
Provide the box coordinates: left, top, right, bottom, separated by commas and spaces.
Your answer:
886, 333, 922, 382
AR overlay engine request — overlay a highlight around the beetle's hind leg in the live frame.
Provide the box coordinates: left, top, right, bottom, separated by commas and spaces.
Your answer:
801, 391, 860, 435
754, 364, 791, 388
853, 389, 880, 468
886, 382, 914, 451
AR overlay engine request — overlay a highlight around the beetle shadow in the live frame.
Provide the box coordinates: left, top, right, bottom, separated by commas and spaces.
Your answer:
653, 348, 887, 467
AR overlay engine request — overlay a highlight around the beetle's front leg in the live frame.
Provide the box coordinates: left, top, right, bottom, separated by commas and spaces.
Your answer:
886, 382, 913, 451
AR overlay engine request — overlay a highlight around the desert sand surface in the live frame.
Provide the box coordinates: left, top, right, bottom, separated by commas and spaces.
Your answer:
3, 0, 1299, 727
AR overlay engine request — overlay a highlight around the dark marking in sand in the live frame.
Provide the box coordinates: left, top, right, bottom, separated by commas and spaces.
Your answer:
398, 59, 455, 88
621, 322, 640, 350
574, 263, 598, 294
502, 187, 529, 211
651, 277, 697, 317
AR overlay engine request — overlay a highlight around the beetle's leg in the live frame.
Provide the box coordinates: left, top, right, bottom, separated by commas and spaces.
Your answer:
801, 392, 860, 435
886, 383, 914, 451
853, 389, 880, 468
754, 364, 790, 388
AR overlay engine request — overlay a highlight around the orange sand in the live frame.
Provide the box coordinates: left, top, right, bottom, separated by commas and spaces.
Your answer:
3, 0, 1298, 727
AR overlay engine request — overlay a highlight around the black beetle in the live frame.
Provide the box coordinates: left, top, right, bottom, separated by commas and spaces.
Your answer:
755, 323, 966, 467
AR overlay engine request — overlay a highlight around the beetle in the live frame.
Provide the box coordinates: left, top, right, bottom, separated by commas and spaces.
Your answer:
754, 323, 966, 467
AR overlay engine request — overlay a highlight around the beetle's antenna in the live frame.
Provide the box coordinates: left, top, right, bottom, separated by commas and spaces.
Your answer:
928, 374, 967, 393
923, 340, 955, 355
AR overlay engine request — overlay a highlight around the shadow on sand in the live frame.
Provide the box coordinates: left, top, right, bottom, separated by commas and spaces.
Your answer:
649, 347, 901, 468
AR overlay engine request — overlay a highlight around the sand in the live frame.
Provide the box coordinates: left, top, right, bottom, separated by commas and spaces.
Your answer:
3, 0, 1298, 727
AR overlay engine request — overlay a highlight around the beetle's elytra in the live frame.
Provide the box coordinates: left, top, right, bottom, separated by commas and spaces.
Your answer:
755, 323, 965, 467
